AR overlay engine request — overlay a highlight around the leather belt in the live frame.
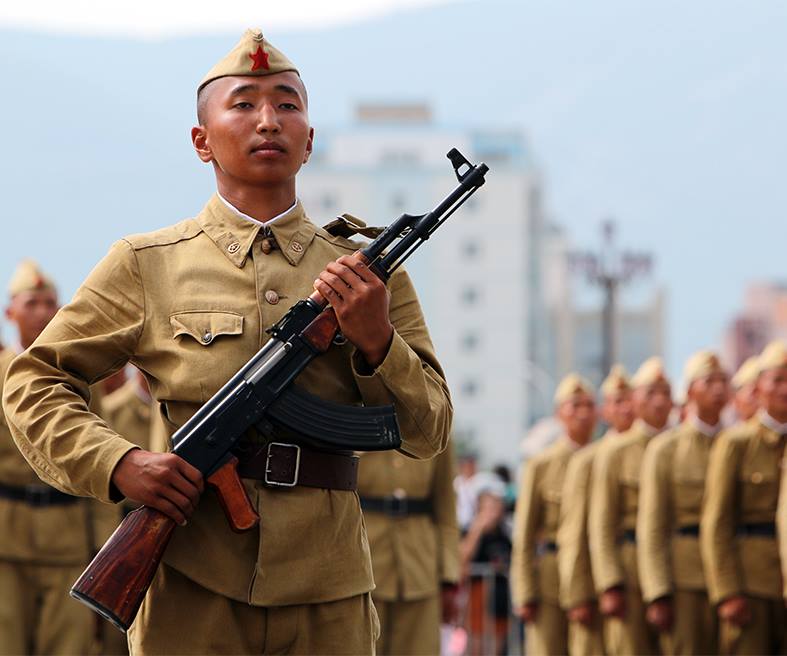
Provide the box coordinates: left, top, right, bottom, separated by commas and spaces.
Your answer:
676, 524, 700, 537
237, 442, 358, 491
0, 482, 79, 507
360, 496, 432, 516
620, 529, 636, 543
537, 541, 558, 554
737, 522, 776, 537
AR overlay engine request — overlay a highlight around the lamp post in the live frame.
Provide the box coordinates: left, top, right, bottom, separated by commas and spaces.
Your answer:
569, 221, 652, 380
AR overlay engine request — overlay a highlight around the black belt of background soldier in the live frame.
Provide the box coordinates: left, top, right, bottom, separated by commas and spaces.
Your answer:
618, 522, 776, 544
0, 481, 79, 507
360, 496, 432, 517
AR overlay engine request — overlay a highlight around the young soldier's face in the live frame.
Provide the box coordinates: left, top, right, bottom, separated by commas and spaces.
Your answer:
688, 371, 730, 416
6, 289, 59, 346
192, 72, 313, 190
633, 381, 672, 429
757, 366, 787, 420
558, 393, 596, 442
602, 390, 635, 433
733, 383, 759, 421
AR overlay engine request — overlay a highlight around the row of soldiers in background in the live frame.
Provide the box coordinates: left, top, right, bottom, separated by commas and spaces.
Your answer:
511, 346, 787, 656
0, 260, 464, 656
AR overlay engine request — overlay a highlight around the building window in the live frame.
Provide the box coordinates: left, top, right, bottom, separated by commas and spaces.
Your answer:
462, 241, 481, 258
461, 379, 479, 397
461, 332, 479, 351
391, 191, 406, 211
461, 287, 479, 305
321, 193, 337, 211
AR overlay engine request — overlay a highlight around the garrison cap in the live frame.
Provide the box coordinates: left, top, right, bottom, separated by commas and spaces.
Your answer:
554, 373, 595, 405
631, 356, 670, 389
683, 350, 726, 386
199, 29, 299, 92
8, 259, 56, 298
732, 356, 761, 389
758, 340, 787, 372
601, 364, 631, 397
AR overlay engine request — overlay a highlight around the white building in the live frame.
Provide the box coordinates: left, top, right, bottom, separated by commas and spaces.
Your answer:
299, 104, 549, 467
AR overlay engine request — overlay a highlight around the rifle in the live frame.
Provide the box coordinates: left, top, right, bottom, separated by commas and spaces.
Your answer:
70, 148, 489, 631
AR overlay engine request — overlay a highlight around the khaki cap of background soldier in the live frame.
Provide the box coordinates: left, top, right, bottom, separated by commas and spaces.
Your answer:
600, 364, 635, 433
731, 355, 761, 421
683, 350, 729, 427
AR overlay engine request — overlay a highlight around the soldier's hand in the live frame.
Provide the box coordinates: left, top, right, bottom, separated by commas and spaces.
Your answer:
111, 449, 204, 526
567, 603, 594, 626
517, 602, 539, 623
718, 595, 751, 627
646, 597, 674, 632
600, 587, 626, 619
313, 254, 393, 368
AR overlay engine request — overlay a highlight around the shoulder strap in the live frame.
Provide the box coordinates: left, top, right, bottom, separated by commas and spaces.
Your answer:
322, 213, 384, 239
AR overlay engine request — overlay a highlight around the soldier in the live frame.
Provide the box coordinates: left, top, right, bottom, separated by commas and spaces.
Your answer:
731, 356, 760, 422
357, 445, 459, 656
2, 29, 451, 654
511, 373, 596, 656
589, 356, 673, 656
557, 364, 633, 656
637, 351, 729, 654
0, 260, 94, 655
700, 340, 787, 655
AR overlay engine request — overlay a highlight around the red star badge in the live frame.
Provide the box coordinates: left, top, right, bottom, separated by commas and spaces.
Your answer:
249, 46, 270, 72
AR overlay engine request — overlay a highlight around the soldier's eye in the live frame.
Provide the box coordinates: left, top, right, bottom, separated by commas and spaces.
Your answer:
280, 103, 299, 110
234, 102, 253, 109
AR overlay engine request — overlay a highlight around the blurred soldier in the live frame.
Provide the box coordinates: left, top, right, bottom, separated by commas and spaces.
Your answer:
0, 261, 94, 655
511, 373, 596, 656
557, 364, 633, 656
731, 356, 760, 422
589, 356, 672, 656
358, 445, 459, 656
637, 351, 729, 654
701, 340, 787, 655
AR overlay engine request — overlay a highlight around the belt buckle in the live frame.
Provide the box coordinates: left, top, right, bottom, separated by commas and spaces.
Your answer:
264, 443, 301, 487
385, 491, 407, 517
24, 485, 49, 507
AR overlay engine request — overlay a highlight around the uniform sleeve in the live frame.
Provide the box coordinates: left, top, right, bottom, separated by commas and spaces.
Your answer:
352, 268, 452, 459
2, 240, 145, 502
589, 443, 625, 592
700, 433, 744, 603
557, 450, 595, 609
510, 458, 542, 607
431, 442, 460, 584
778, 461, 787, 601
637, 437, 674, 602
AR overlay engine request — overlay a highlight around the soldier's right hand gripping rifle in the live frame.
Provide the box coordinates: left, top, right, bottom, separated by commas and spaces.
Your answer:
70, 149, 489, 633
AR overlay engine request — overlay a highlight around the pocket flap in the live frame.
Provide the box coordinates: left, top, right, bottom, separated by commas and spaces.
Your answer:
170, 311, 243, 345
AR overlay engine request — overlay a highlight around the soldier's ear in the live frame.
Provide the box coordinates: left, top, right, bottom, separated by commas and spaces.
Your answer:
303, 127, 314, 164
191, 126, 213, 163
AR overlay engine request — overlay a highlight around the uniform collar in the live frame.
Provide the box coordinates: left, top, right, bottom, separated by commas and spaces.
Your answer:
633, 418, 663, 438
758, 410, 787, 443
690, 415, 722, 438
196, 194, 316, 268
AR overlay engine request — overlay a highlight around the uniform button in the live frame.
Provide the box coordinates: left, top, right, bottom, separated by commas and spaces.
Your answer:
265, 290, 280, 305
290, 241, 303, 253
227, 242, 240, 254
261, 238, 274, 254
202, 331, 213, 344
392, 488, 407, 499
751, 472, 763, 484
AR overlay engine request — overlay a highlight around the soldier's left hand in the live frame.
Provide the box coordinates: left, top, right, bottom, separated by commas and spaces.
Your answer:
314, 253, 393, 368
646, 597, 674, 632
567, 603, 594, 626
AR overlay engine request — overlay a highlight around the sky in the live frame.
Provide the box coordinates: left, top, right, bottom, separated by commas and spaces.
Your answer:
0, 0, 456, 37
1, 0, 786, 389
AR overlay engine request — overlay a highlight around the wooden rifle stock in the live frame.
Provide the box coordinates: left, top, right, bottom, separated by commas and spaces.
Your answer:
71, 506, 175, 632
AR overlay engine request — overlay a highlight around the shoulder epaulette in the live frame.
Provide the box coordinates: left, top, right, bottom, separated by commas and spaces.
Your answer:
322, 213, 384, 239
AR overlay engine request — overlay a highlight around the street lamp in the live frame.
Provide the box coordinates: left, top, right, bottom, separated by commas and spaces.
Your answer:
568, 220, 653, 380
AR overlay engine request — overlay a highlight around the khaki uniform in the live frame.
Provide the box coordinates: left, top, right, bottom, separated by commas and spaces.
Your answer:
511, 438, 578, 656
589, 420, 660, 656
557, 436, 610, 656
637, 421, 717, 655
700, 416, 786, 655
0, 347, 95, 655
2, 197, 451, 653
358, 446, 459, 655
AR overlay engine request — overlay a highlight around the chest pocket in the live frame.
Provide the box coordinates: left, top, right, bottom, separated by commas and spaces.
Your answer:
673, 476, 705, 517
620, 473, 640, 524
170, 311, 243, 346
541, 488, 562, 534
739, 468, 778, 516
